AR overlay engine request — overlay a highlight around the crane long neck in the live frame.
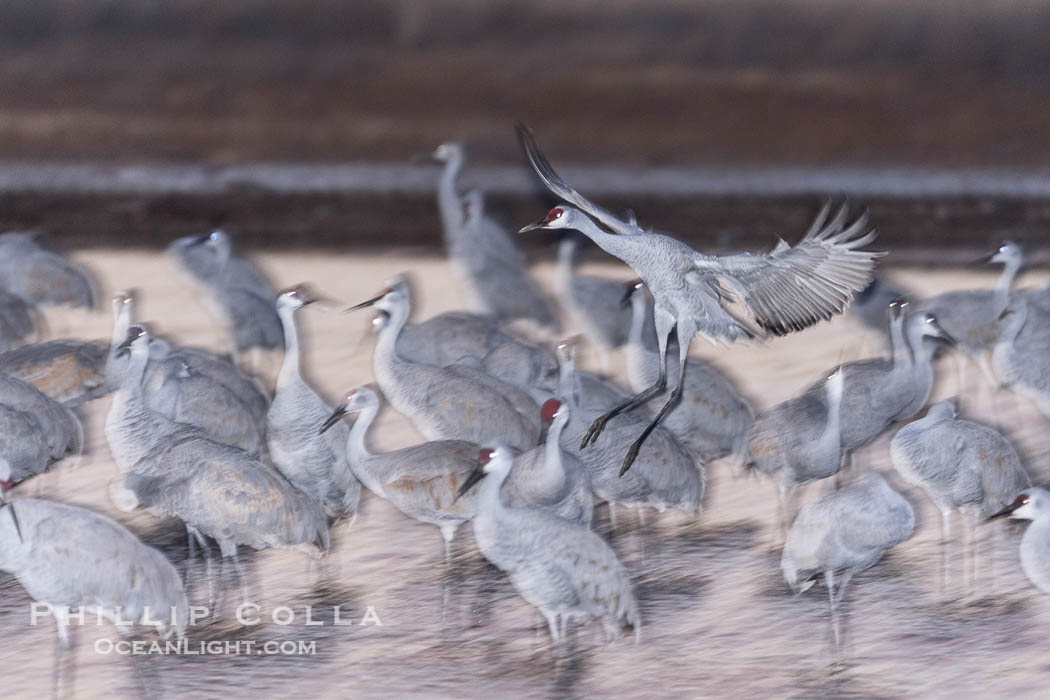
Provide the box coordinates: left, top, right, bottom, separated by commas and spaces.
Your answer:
994, 257, 1022, 314
570, 215, 634, 262
889, 315, 911, 368
477, 462, 511, 517
112, 305, 131, 348
373, 302, 411, 381
108, 347, 172, 467
346, 402, 377, 466
537, 416, 568, 493
277, 305, 302, 387
817, 383, 843, 457
437, 153, 465, 236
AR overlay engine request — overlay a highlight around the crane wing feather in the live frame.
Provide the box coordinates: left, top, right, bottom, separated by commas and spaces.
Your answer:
694, 204, 885, 337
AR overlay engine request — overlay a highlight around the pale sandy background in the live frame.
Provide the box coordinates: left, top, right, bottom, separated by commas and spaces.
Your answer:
2, 250, 1049, 698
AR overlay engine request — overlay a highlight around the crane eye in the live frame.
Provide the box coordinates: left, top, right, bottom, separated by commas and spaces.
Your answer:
1015, 494, 1030, 508
479, 448, 494, 464
546, 207, 564, 222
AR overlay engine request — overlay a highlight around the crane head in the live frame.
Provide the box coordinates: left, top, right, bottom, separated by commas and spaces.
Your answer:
989, 491, 1035, 521
977, 240, 1022, 266
114, 324, 148, 358
541, 398, 563, 425
519, 206, 572, 233
921, 313, 956, 344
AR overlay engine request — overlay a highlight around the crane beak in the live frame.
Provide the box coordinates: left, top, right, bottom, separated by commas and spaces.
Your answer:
319, 404, 348, 434
518, 216, 548, 234
454, 464, 486, 502
411, 152, 442, 164
0, 491, 23, 544
988, 502, 1021, 520
344, 292, 386, 312
973, 251, 998, 265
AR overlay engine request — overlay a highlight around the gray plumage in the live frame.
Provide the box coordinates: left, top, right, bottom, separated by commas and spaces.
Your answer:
914, 241, 1022, 357
329, 385, 479, 547
269, 286, 360, 517
993, 296, 1050, 418
0, 498, 188, 638
0, 339, 109, 406
0, 231, 97, 308
462, 444, 639, 642
395, 309, 515, 366
557, 235, 656, 352
167, 230, 284, 352
0, 404, 49, 486
352, 277, 541, 452
0, 289, 35, 352
625, 281, 753, 461
991, 488, 1050, 595
851, 275, 913, 339
518, 125, 883, 473
0, 372, 81, 466
891, 400, 1030, 519
106, 292, 267, 456
432, 143, 558, 329
781, 472, 914, 648
504, 398, 594, 527
107, 325, 328, 559
556, 344, 703, 515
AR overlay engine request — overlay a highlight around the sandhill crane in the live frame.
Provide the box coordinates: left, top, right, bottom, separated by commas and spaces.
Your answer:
395, 309, 515, 366
916, 241, 1023, 394
891, 399, 1030, 592
0, 231, 97, 308
457, 444, 639, 643
320, 385, 478, 556
993, 297, 1050, 419
106, 291, 267, 456
556, 235, 656, 370
0, 498, 187, 695
503, 398, 594, 527
106, 325, 329, 597
0, 339, 109, 406
167, 230, 284, 356
851, 276, 914, 345
782, 472, 914, 651
748, 368, 844, 536
429, 143, 557, 329
0, 289, 35, 352
555, 342, 703, 524
475, 336, 560, 405
0, 404, 49, 488
517, 125, 884, 474
269, 285, 360, 518
0, 372, 81, 467
990, 488, 1050, 595
347, 277, 542, 452
625, 280, 754, 462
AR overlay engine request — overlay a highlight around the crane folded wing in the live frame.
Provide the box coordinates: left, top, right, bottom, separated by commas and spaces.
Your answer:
694, 204, 884, 337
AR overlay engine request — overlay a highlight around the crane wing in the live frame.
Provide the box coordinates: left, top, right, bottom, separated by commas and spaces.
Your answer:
517, 123, 644, 237
694, 203, 885, 337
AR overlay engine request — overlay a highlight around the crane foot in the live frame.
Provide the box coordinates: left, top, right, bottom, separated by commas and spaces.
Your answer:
580, 415, 610, 448
619, 441, 642, 476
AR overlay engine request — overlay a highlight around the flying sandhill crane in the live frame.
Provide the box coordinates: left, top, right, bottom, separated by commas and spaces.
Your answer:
106, 290, 266, 456
269, 284, 360, 518
106, 326, 329, 598
782, 472, 914, 651
624, 280, 754, 463
892, 399, 1030, 592
990, 488, 1050, 595
0, 339, 109, 406
0, 498, 187, 695
517, 125, 884, 474
320, 385, 479, 557
167, 230, 284, 358
347, 276, 541, 452
429, 143, 557, 329
457, 444, 639, 643
0, 231, 97, 308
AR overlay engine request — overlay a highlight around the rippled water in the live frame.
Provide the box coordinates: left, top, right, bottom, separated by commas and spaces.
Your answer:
3, 251, 1049, 698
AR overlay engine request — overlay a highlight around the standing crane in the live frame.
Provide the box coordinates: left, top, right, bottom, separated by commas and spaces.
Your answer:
517, 125, 884, 474
0, 498, 187, 696
457, 444, 639, 643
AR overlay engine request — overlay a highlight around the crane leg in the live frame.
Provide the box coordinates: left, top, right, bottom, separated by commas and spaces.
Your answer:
618, 338, 690, 476
52, 605, 74, 699
581, 312, 675, 448
188, 526, 215, 612
825, 570, 841, 654
940, 511, 951, 597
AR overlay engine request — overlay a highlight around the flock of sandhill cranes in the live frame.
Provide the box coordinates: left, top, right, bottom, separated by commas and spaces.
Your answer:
0, 125, 1049, 692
